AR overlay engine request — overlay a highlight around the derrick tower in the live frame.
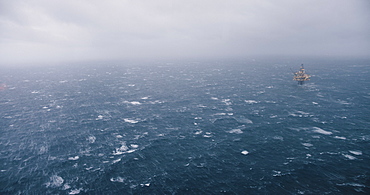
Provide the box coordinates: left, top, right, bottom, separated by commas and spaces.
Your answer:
293, 64, 310, 85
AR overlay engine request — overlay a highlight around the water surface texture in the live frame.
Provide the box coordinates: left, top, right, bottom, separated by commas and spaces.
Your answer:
1, 59, 369, 194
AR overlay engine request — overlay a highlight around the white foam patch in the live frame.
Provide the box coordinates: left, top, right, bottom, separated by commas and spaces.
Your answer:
95, 115, 103, 120
113, 142, 129, 155
337, 183, 365, 187
222, 99, 232, 105
302, 143, 313, 147
123, 101, 141, 105
194, 130, 202, 135
203, 132, 212, 138
343, 154, 356, 160
123, 118, 139, 123
87, 136, 96, 143
63, 184, 71, 190
227, 129, 243, 134
349, 150, 362, 155
244, 100, 258, 104
46, 175, 64, 188
241, 150, 249, 155
312, 127, 332, 135
110, 176, 125, 183
130, 144, 139, 149
334, 136, 346, 140
69, 188, 83, 194
235, 117, 253, 124
130, 101, 141, 105
68, 156, 79, 160
112, 158, 121, 164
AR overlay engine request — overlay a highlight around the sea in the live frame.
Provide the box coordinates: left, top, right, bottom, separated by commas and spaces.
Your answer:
1, 57, 369, 194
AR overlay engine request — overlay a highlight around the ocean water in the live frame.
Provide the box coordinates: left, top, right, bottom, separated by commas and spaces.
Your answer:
0, 58, 369, 194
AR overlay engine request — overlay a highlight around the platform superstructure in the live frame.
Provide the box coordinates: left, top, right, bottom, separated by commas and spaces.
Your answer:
293, 64, 310, 85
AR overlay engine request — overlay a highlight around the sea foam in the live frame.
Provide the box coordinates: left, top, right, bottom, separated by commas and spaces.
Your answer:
312, 127, 332, 135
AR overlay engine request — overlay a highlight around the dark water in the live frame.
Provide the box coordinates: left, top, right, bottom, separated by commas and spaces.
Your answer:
1, 58, 369, 194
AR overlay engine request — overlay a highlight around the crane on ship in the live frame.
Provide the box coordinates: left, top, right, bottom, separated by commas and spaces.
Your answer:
293, 64, 310, 85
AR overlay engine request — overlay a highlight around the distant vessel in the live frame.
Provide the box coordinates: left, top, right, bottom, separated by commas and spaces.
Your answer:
293, 64, 310, 85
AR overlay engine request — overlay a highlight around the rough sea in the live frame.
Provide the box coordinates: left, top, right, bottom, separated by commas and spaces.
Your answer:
1, 58, 369, 194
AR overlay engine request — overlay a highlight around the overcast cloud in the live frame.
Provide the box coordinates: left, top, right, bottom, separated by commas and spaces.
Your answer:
0, 0, 369, 65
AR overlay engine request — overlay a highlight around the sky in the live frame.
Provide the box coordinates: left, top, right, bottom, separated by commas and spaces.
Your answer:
0, 0, 369, 65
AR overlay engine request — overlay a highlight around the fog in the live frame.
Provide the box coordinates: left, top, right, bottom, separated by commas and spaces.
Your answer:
1, 0, 369, 65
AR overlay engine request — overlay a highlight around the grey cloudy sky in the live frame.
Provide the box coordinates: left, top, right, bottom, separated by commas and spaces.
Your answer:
0, 0, 369, 65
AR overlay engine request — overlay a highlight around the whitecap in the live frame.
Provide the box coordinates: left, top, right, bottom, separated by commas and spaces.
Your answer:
302, 143, 313, 147
63, 184, 71, 190
96, 115, 103, 120
110, 176, 125, 183
130, 101, 141, 105
211, 97, 218, 100
334, 136, 346, 140
244, 100, 258, 104
123, 101, 141, 105
337, 183, 365, 187
343, 154, 356, 160
272, 170, 282, 177
312, 102, 319, 105
214, 113, 226, 116
87, 136, 96, 143
349, 150, 362, 155
235, 117, 253, 124
126, 149, 136, 153
112, 158, 121, 164
222, 99, 232, 105
194, 130, 202, 135
141, 97, 149, 100
68, 156, 79, 160
203, 134, 212, 138
241, 150, 249, 155
46, 175, 64, 188
69, 188, 83, 195
130, 144, 139, 148
113, 142, 129, 155
123, 118, 139, 123
312, 127, 332, 135
227, 129, 243, 134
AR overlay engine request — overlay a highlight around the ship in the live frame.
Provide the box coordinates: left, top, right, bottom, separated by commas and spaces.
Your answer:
293, 64, 310, 85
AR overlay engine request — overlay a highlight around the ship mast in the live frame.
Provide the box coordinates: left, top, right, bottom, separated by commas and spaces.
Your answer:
293, 64, 310, 85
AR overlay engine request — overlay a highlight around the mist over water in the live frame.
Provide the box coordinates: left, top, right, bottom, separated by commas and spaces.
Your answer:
0, 58, 369, 194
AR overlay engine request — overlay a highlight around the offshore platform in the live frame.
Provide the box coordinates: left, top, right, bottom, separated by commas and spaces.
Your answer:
293, 64, 310, 85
